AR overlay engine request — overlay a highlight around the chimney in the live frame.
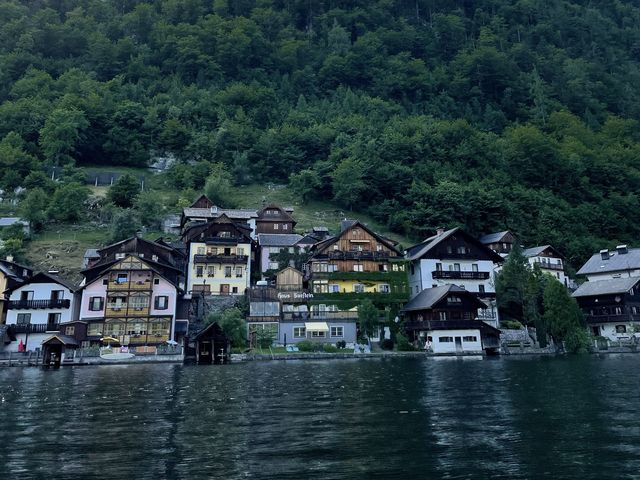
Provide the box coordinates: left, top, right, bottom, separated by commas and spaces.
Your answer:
436, 227, 445, 236
6, 255, 14, 263
600, 249, 610, 260
617, 245, 628, 255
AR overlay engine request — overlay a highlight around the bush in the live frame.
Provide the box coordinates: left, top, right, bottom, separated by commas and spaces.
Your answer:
335, 340, 347, 349
380, 339, 394, 350
297, 341, 314, 352
501, 320, 524, 330
564, 328, 592, 353
396, 333, 415, 351
323, 344, 338, 353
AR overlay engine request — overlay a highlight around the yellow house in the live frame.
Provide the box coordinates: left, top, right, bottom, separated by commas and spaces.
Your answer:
0, 258, 33, 324
182, 215, 253, 296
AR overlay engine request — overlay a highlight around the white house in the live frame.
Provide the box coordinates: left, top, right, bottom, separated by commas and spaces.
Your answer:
405, 227, 504, 327
523, 245, 569, 287
3, 272, 77, 352
577, 245, 640, 282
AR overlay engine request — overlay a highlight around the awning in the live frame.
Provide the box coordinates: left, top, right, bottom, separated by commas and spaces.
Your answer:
305, 322, 329, 332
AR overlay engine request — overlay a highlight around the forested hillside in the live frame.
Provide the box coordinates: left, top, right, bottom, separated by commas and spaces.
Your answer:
2, 0, 640, 266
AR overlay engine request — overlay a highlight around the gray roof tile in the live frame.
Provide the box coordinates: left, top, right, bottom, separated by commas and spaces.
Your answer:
572, 277, 640, 297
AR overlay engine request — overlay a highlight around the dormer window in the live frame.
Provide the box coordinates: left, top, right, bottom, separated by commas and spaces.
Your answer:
219, 231, 231, 238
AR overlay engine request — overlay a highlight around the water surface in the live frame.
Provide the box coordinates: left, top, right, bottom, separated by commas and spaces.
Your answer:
1, 355, 639, 479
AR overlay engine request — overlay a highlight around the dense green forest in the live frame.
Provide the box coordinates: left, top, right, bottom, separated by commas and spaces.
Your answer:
2, 0, 640, 267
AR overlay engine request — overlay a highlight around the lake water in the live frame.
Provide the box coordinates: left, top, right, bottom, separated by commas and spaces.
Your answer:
1, 355, 639, 479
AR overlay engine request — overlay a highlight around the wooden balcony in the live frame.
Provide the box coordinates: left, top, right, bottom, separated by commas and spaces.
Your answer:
108, 281, 152, 291
9, 323, 60, 334
105, 306, 150, 317
324, 251, 394, 261
432, 271, 490, 280
193, 254, 248, 264
533, 261, 563, 271
8, 299, 71, 310
585, 313, 640, 324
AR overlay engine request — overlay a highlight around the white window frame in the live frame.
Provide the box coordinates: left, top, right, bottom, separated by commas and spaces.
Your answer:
330, 326, 344, 338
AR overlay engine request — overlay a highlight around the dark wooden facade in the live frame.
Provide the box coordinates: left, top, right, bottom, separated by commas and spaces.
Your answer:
190, 322, 230, 364
574, 282, 640, 335
255, 205, 296, 234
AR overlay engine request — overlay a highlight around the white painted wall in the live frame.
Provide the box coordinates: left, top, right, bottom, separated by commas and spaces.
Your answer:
585, 269, 640, 282
418, 328, 483, 354
6, 282, 74, 325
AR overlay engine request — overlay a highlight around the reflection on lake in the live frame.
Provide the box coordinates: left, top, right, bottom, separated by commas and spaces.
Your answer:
1, 355, 639, 479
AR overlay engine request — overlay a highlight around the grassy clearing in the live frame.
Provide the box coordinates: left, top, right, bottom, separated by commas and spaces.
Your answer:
231, 183, 411, 247
23, 224, 111, 282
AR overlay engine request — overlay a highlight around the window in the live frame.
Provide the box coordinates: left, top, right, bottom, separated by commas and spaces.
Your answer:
379, 284, 390, 294
115, 273, 128, 284
51, 290, 64, 300
439, 336, 453, 343
333, 245, 339, 251
457, 246, 467, 254
88, 322, 103, 336
154, 296, 169, 310
352, 228, 360, 235
479, 285, 485, 294
392, 264, 399, 272
463, 336, 477, 342
353, 284, 365, 293
65, 326, 75, 336
446, 246, 453, 254
448, 296, 462, 303
439, 311, 448, 320
378, 264, 388, 272
274, 224, 279, 230
436, 263, 442, 271
268, 262, 279, 270
376, 245, 383, 251
115, 253, 126, 259
237, 247, 244, 256
330, 284, 340, 293
225, 267, 232, 278
48, 313, 61, 325
219, 231, 231, 238
616, 325, 627, 333
353, 264, 364, 272
154, 278, 160, 285
311, 331, 326, 338
615, 306, 623, 315
196, 266, 204, 278
197, 246, 205, 255
282, 224, 288, 230
20, 291, 33, 301
293, 327, 306, 338
236, 267, 243, 278
103, 279, 108, 285
207, 266, 215, 277
472, 264, 478, 272
232, 287, 238, 293
454, 263, 460, 271
331, 326, 344, 337
17, 313, 31, 324
130, 295, 149, 310
89, 297, 104, 311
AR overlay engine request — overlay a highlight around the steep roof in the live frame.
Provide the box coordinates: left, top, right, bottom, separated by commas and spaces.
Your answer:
479, 231, 512, 244
182, 214, 253, 243
577, 248, 640, 276
311, 220, 402, 256
13, 271, 77, 292
183, 206, 258, 220
190, 194, 213, 209
572, 277, 640, 297
402, 285, 486, 311
257, 204, 296, 223
522, 245, 564, 259
405, 227, 504, 263
257, 233, 303, 247
97, 236, 176, 255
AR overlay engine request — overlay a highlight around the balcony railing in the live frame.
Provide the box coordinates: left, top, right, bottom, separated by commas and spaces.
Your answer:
585, 313, 640, 324
404, 319, 495, 331
8, 299, 71, 310
432, 271, 490, 280
282, 311, 359, 321
9, 323, 60, 334
533, 261, 563, 271
193, 254, 248, 264
317, 251, 395, 261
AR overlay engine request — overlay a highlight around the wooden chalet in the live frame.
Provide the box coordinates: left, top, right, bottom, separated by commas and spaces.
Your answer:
256, 204, 296, 234
479, 231, 515, 256
402, 285, 500, 354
